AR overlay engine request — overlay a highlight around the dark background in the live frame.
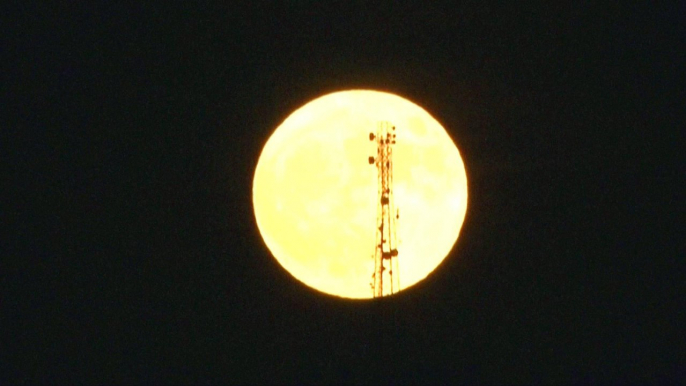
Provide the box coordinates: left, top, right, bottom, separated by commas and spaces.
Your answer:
4, 2, 683, 384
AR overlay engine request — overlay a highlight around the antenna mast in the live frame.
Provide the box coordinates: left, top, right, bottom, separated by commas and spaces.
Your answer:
368, 121, 400, 298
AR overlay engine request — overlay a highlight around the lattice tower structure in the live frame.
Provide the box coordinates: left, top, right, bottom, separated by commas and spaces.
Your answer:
368, 121, 400, 298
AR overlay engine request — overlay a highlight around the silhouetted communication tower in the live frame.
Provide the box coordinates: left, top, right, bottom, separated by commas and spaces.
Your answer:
368, 121, 400, 298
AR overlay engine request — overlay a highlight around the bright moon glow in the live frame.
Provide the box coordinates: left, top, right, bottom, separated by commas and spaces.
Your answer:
253, 90, 468, 299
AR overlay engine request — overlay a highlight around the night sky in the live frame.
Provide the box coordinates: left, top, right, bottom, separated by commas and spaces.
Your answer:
5, 2, 683, 384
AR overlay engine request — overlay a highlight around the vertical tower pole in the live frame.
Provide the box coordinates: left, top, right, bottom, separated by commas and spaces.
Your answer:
368, 121, 399, 297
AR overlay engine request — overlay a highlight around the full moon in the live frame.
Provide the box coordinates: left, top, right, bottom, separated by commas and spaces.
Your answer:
252, 90, 468, 299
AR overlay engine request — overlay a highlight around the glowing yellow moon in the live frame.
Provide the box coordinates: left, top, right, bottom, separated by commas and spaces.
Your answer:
252, 90, 468, 299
